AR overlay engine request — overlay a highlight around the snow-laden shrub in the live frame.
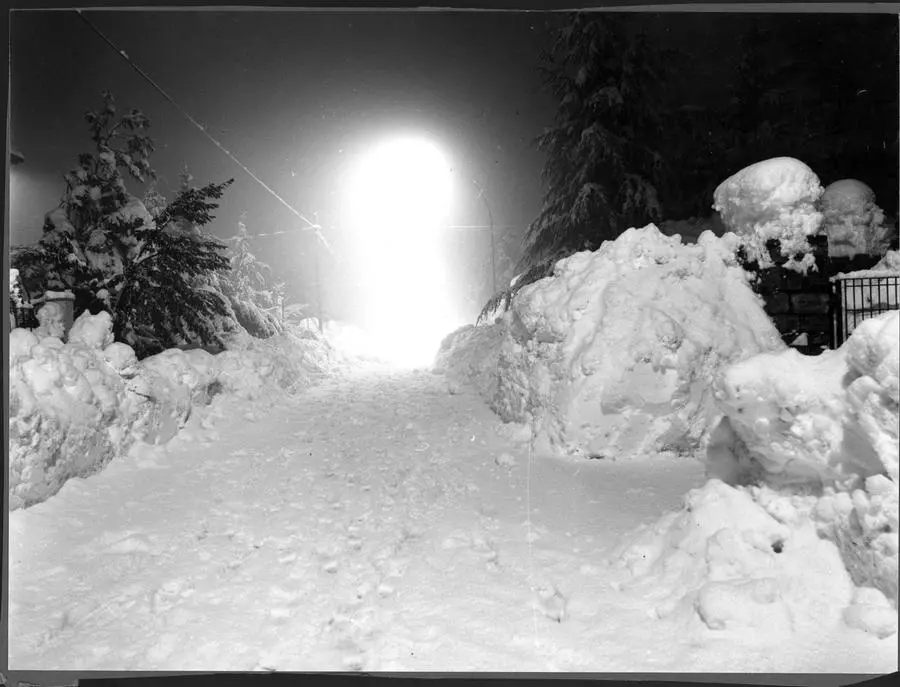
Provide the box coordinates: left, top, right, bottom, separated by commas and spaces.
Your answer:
713, 157, 824, 273
492, 224, 783, 459
707, 310, 899, 607
821, 179, 892, 258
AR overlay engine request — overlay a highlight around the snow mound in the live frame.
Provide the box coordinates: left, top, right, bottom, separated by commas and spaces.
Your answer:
708, 310, 899, 488
34, 301, 67, 339
822, 179, 892, 258
434, 322, 508, 400
707, 310, 899, 606
68, 310, 115, 349
713, 157, 824, 272
8, 329, 129, 510
490, 225, 783, 459
614, 479, 896, 638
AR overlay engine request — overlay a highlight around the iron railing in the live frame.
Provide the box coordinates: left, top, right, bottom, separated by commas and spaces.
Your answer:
833, 274, 900, 347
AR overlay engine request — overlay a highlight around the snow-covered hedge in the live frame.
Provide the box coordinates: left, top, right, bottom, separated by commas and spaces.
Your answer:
479, 224, 782, 459
702, 310, 899, 609
713, 157, 825, 273
8, 311, 340, 511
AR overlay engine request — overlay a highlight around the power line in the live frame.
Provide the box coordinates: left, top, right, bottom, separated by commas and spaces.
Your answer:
74, 9, 333, 255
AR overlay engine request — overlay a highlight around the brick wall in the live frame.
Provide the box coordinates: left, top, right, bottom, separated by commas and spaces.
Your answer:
737, 236, 838, 355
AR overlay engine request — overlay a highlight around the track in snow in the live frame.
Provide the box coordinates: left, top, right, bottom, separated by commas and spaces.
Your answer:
10, 364, 718, 671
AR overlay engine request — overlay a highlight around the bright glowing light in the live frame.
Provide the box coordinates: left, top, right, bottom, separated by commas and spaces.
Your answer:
343, 134, 464, 367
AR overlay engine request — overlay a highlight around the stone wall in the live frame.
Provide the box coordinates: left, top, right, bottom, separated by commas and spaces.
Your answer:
735, 236, 890, 355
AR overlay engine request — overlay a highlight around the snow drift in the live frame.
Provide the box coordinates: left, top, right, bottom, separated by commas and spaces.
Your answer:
704, 310, 899, 609
8, 311, 341, 511
613, 312, 899, 640
461, 224, 784, 459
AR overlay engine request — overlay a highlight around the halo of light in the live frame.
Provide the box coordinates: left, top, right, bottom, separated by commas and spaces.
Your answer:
343, 134, 463, 366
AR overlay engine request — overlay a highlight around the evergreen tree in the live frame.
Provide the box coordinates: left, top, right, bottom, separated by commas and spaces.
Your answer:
217, 213, 285, 339
110, 177, 236, 357
11, 92, 237, 358
522, 13, 666, 267
479, 12, 667, 322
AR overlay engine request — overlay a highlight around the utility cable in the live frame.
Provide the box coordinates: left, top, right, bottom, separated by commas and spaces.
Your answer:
74, 9, 333, 255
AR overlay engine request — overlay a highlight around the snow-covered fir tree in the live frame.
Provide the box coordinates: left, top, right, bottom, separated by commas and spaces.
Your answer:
216, 213, 285, 339
10, 92, 238, 358
522, 13, 665, 266
479, 13, 666, 321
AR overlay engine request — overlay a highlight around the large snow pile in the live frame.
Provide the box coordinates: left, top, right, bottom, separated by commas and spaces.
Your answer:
485, 224, 784, 459
713, 157, 824, 273
8, 311, 341, 511
704, 310, 899, 608
822, 179, 892, 259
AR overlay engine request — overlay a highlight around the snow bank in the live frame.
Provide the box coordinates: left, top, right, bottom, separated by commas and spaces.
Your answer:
822, 179, 892, 259
434, 322, 508, 398
704, 310, 899, 608
8, 323, 129, 510
713, 157, 824, 273
8, 312, 342, 511
488, 224, 783, 459
614, 479, 896, 640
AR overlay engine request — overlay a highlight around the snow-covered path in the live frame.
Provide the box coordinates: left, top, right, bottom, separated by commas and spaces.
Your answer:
8, 364, 895, 673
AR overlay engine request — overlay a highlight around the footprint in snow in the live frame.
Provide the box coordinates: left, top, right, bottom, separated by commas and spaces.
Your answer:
535, 584, 568, 623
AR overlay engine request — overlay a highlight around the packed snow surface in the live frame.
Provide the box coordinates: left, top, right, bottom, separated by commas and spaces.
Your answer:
8, 357, 897, 672
441, 225, 784, 460
713, 156, 824, 272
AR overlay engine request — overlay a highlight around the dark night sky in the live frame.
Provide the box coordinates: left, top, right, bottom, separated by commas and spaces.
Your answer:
9, 10, 561, 250
8, 8, 899, 316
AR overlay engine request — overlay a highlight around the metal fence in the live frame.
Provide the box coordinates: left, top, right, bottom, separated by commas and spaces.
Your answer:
833, 275, 900, 347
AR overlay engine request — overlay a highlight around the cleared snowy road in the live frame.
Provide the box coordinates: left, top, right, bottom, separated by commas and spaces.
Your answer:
8, 364, 893, 672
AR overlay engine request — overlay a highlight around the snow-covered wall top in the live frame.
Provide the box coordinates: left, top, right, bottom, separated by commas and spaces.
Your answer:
492, 224, 784, 459
713, 157, 824, 273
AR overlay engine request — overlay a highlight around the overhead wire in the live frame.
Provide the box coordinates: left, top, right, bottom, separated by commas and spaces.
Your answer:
74, 9, 333, 255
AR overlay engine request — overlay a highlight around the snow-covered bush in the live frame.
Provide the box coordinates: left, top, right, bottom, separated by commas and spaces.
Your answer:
10, 93, 239, 359
821, 179, 893, 258
217, 217, 285, 340
713, 157, 825, 273
488, 224, 783, 459
706, 310, 899, 608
